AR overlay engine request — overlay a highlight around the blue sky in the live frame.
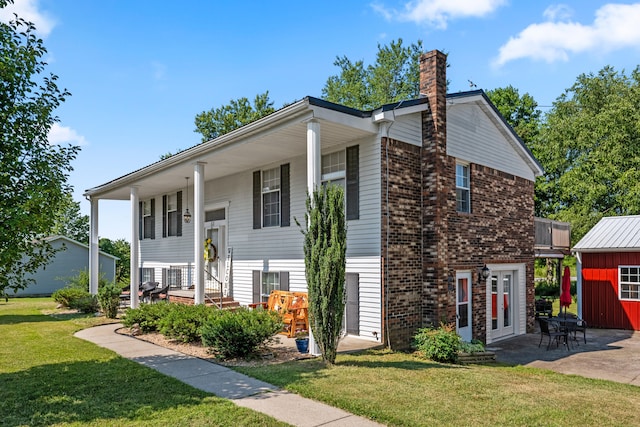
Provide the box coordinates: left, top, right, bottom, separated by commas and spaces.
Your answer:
2, 0, 640, 241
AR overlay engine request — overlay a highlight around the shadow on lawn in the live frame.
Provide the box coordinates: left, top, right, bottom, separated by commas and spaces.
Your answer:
336, 349, 463, 370
0, 358, 218, 427
0, 314, 66, 325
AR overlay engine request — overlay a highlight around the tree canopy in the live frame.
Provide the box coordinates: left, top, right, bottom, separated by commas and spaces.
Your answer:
193, 91, 275, 142
534, 66, 640, 242
99, 238, 130, 286
322, 39, 425, 110
0, 0, 79, 294
51, 193, 89, 243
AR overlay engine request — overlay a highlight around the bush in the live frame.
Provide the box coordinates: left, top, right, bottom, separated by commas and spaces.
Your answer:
459, 340, 485, 354
201, 307, 283, 359
414, 323, 462, 364
122, 302, 172, 333
535, 280, 560, 297
69, 294, 99, 313
98, 283, 122, 319
52, 287, 89, 307
158, 304, 219, 343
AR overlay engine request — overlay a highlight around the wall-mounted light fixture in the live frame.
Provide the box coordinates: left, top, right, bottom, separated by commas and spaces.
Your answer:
183, 177, 192, 223
480, 264, 491, 280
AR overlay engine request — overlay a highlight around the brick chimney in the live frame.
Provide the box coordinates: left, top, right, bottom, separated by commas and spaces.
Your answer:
419, 50, 447, 136
420, 49, 450, 329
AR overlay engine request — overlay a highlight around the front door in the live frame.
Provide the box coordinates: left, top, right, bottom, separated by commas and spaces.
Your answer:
456, 272, 472, 342
491, 271, 514, 339
204, 225, 225, 292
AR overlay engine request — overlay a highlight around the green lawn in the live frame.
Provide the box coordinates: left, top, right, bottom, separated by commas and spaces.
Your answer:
236, 347, 640, 426
0, 298, 286, 427
4, 298, 640, 427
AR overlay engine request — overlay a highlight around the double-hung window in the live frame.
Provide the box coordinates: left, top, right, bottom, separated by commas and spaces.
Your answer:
253, 164, 290, 229
456, 163, 470, 213
163, 192, 182, 237
620, 266, 640, 300
140, 199, 155, 240
262, 168, 281, 227
321, 145, 359, 220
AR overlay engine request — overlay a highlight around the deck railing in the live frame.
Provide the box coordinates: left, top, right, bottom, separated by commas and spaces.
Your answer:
534, 217, 571, 251
167, 265, 221, 294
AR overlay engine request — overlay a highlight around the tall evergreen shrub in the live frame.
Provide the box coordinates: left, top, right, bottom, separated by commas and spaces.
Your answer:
299, 184, 347, 365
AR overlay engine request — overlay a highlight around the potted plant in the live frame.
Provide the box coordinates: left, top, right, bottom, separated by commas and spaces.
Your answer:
295, 330, 309, 353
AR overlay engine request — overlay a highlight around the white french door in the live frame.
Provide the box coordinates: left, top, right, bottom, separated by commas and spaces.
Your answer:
491, 271, 514, 339
456, 272, 472, 342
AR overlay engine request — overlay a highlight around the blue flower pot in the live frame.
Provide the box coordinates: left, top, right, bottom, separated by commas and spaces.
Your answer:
295, 338, 309, 353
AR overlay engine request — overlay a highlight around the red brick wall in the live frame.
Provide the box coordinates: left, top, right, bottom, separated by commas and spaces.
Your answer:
381, 137, 423, 348
446, 164, 536, 339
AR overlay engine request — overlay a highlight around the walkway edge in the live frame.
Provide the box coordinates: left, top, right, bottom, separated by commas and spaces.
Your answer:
75, 323, 384, 427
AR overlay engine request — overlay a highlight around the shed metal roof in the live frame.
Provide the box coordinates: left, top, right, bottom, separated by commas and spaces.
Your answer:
573, 215, 640, 252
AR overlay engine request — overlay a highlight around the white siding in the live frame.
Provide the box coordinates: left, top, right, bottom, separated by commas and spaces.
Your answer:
447, 103, 536, 181
388, 114, 422, 147
137, 132, 383, 339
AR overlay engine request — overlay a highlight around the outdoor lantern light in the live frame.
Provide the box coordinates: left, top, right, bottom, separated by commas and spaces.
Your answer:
480, 264, 491, 280
183, 177, 192, 223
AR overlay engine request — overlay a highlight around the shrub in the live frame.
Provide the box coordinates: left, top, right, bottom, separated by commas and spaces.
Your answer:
52, 287, 89, 307
98, 283, 122, 319
201, 307, 283, 359
535, 280, 559, 297
414, 323, 462, 364
158, 304, 219, 343
459, 339, 485, 354
69, 294, 99, 314
122, 302, 171, 333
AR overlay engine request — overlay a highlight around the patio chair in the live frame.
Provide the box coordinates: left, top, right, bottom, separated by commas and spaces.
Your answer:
150, 284, 169, 303
538, 318, 569, 351
575, 318, 588, 344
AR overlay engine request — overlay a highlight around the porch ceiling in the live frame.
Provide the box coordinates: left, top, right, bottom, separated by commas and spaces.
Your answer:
85, 108, 375, 201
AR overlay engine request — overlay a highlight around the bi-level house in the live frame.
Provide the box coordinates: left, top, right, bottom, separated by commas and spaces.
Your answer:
85, 50, 542, 348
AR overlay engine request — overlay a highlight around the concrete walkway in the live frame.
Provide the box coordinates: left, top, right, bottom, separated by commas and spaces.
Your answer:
488, 326, 640, 386
75, 323, 384, 427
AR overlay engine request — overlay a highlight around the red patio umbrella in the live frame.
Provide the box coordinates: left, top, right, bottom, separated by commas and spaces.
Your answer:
560, 266, 572, 315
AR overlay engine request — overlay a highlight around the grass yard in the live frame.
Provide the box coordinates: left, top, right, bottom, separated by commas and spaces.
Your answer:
0, 298, 286, 427
236, 348, 640, 426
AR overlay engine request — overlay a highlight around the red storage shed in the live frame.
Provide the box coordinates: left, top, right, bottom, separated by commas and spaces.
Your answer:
574, 216, 640, 330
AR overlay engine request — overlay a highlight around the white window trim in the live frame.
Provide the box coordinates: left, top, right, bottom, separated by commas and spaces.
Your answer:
619, 266, 640, 301
261, 271, 280, 302
262, 167, 281, 227
456, 162, 470, 214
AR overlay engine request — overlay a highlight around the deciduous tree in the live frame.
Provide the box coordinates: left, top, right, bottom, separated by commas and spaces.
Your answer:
194, 91, 275, 142
0, 0, 79, 295
322, 39, 426, 110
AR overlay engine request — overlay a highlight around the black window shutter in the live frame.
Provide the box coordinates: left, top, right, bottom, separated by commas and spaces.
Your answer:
162, 195, 167, 238
280, 163, 290, 227
150, 199, 156, 239
252, 270, 261, 303
346, 145, 359, 220
138, 201, 143, 240
177, 191, 182, 237
253, 171, 261, 229
280, 271, 289, 292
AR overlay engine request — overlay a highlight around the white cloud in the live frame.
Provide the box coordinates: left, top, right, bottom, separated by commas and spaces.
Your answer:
494, 3, 640, 67
0, 0, 55, 36
48, 123, 88, 146
372, 0, 507, 29
151, 61, 167, 81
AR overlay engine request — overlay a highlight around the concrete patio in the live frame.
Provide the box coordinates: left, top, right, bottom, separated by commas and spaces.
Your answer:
488, 326, 640, 386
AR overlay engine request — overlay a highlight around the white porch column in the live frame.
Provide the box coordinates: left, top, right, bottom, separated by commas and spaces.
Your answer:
306, 119, 321, 193
194, 162, 206, 304
89, 197, 99, 295
576, 252, 582, 318
306, 119, 321, 356
130, 186, 140, 308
